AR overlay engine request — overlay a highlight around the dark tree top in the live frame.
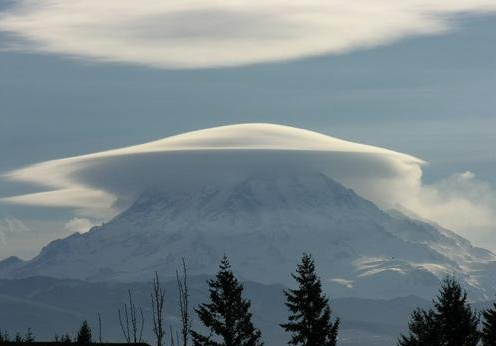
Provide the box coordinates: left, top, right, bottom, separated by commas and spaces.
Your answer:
482, 294, 496, 346
191, 255, 263, 346
281, 253, 339, 346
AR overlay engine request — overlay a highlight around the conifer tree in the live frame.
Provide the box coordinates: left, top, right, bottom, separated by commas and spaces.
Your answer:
61, 333, 72, 344
397, 309, 440, 345
0, 330, 9, 343
281, 253, 339, 346
482, 294, 496, 346
191, 255, 263, 346
24, 328, 35, 342
14, 332, 24, 343
77, 320, 92, 344
398, 276, 479, 346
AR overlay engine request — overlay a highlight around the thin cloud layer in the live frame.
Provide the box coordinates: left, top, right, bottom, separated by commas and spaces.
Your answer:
0, 123, 495, 249
0, 0, 495, 68
0, 217, 31, 245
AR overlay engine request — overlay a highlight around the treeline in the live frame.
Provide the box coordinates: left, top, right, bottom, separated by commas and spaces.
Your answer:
399, 276, 496, 346
1, 254, 495, 346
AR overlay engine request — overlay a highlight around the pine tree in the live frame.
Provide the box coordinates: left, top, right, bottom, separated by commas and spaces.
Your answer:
397, 309, 440, 345
191, 255, 263, 346
0, 330, 10, 343
14, 332, 24, 343
24, 328, 35, 342
61, 333, 73, 344
77, 320, 92, 344
398, 276, 479, 346
281, 253, 339, 346
482, 294, 496, 346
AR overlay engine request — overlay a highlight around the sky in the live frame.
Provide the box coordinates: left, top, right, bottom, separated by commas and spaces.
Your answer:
0, 0, 495, 259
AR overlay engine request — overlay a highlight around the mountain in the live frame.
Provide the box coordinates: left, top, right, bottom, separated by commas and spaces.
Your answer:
1, 171, 495, 300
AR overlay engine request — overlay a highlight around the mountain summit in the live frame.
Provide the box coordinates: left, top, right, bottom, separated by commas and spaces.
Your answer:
1, 124, 495, 300
2, 171, 495, 300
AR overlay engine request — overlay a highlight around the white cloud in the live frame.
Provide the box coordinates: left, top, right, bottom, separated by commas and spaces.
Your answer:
403, 171, 496, 247
0, 0, 495, 68
64, 217, 96, 234
0, 217, 31, 234
0, 123, 495, 250
0, 216, 31, 246
0, 123, 423, 215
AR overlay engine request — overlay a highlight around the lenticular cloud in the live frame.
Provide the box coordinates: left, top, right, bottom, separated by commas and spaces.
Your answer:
1, 123, 495, 249
0, 123, 423, 217
0, 0, 495, 68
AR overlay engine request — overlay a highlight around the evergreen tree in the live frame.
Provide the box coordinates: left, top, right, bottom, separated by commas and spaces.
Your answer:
0, 330, 10, 343
14, 332, 24, 343
191, 255, 263, 346
398, 276, 479, 346
482, 294, 496, 346
397, 309, 440, 346
77, 320, 92, 344
281, 253, 339, 346
61, 333, 73, 344
24, 328, 35, 343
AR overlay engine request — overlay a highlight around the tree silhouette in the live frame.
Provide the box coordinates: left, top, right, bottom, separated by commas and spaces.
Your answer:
482, 293, 496, 346
281, 253, 339, 346
77, 320, 92, 344
119, 289, 145, 343
177, 258, 191, 346
191, 255, 263, 346
398, 276, 479, 346
151, 271, 166, 346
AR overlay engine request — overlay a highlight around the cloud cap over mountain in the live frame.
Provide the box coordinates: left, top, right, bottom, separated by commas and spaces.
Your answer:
1, 123, 495, 249
0, 123, 418, 212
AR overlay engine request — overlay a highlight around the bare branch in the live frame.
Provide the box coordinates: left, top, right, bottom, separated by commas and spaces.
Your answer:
176, 258, 191, 346
120, 289, 145, 343
98, 312, 102, 343
118, 307, 130, 343
139, 306, 145, 343
151, 271, 166, 346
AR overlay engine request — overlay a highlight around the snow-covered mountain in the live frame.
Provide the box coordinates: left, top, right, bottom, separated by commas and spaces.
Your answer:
1, 171, 495, 300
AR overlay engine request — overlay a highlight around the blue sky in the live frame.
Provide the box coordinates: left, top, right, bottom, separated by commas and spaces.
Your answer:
0, 2, 495, 259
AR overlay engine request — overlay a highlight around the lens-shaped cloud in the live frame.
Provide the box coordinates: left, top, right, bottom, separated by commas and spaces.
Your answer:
1, 123, 495, 250
0, 123, 422, 215
0, 0, 495, 68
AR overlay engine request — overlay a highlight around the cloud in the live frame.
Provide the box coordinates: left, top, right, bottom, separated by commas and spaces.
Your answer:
0, 0, 495, 68
0, 123, 423, 216
0, 216, 31, 245
64, 217, 96, 234
0, 123, 495, 249
0, 217, 31, 234
404, 171, 496, 246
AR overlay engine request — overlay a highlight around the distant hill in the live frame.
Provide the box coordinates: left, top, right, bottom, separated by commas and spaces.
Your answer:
4, 276, 492, 346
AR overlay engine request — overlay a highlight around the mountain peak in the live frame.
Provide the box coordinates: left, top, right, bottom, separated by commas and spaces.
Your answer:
2, 172, 494, 300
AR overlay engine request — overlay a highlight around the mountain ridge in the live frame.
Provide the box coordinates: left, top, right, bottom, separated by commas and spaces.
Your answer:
1, 172, 495, 300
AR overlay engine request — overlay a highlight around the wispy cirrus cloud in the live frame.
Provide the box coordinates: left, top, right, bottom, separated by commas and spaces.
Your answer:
0, 216, 31, 245
0, 0, 495, 68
